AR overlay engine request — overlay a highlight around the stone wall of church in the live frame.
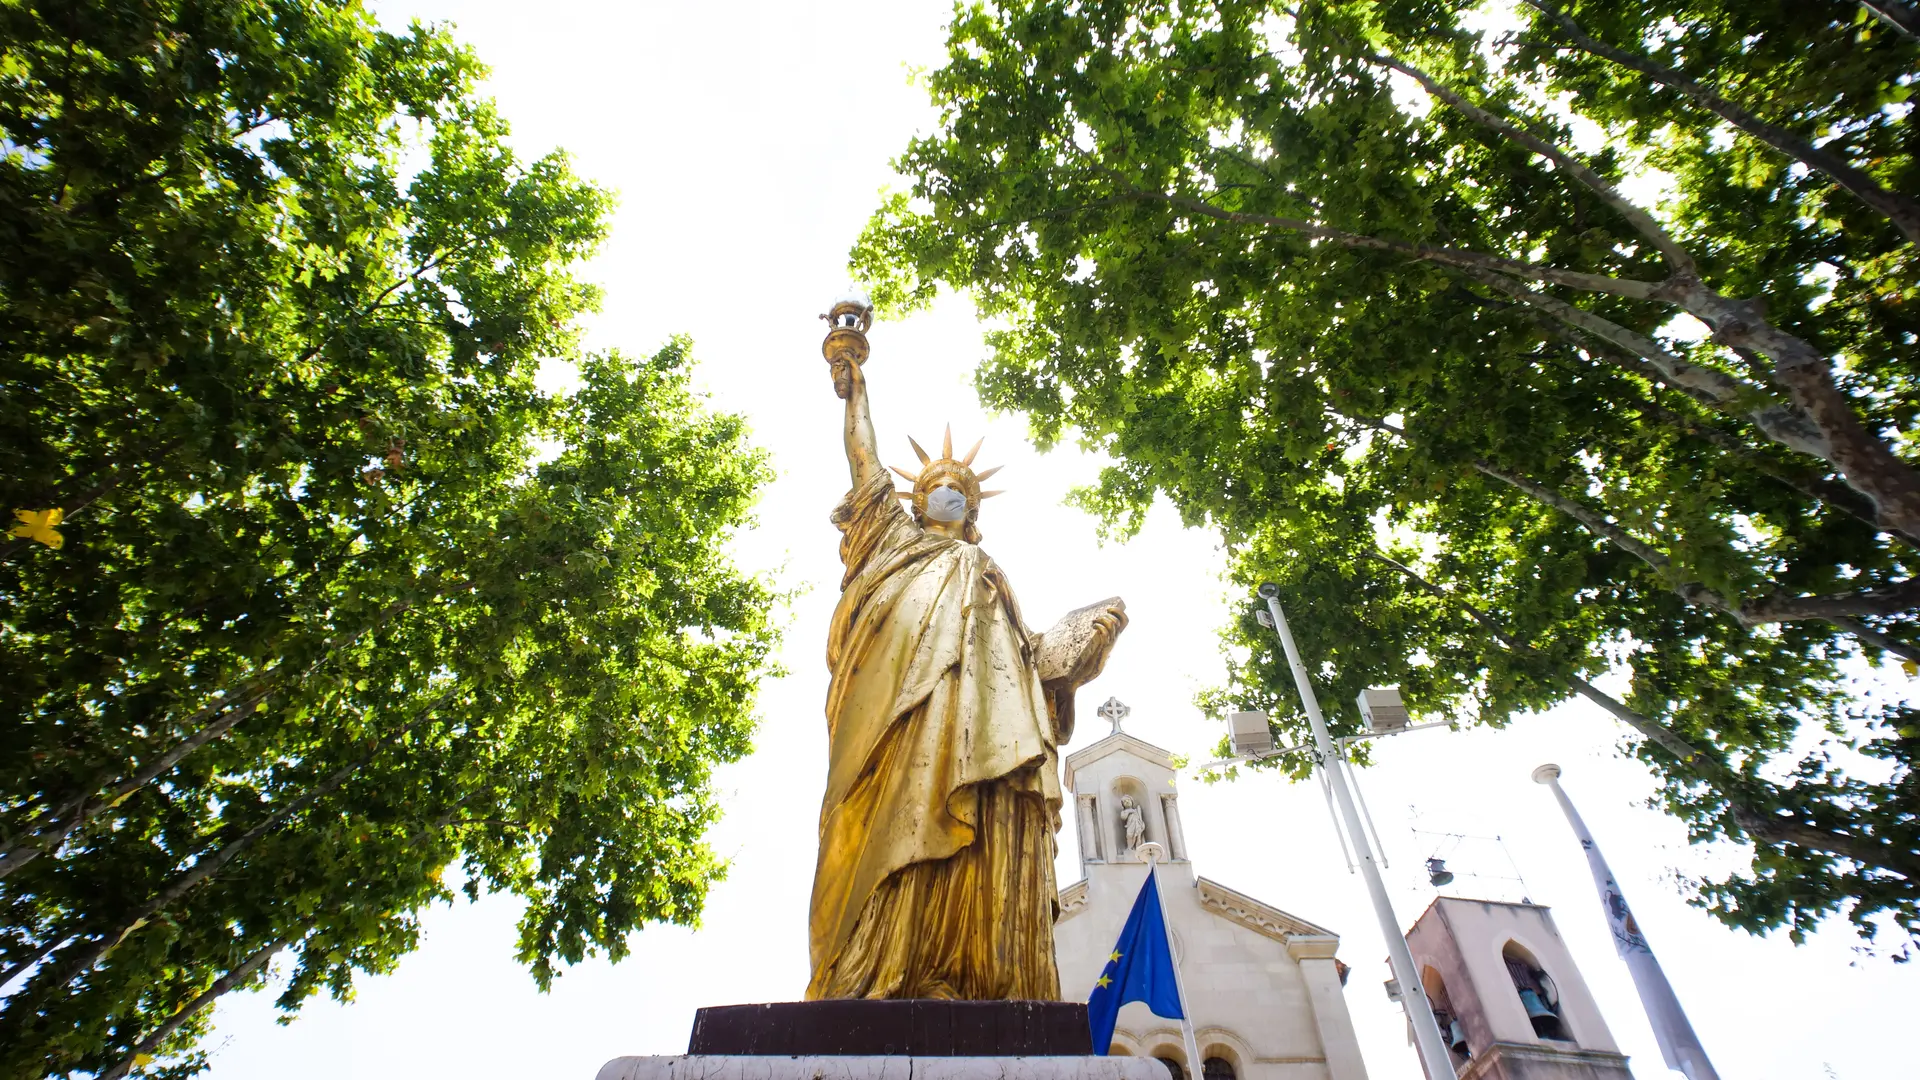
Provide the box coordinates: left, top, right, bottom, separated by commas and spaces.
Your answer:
1057, 723, 1369, 1080
1056, 862, 1367, 1080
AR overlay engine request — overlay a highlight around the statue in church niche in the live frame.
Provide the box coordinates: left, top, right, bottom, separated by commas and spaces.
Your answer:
1119, 795, 1147, 853
808, 299, 1128, 1001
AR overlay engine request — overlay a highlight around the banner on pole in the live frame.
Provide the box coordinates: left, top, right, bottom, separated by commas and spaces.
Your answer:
1088, 868, 1185, 1054
1537, 765, 1720, 1080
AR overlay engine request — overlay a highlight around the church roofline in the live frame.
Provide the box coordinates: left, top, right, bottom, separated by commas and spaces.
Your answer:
1058, 878, 1089, 922
1414, 895, 1556, 925
1434, 895, 1553, 910
1063, 731, 1176, 789
1053, 874, 1339, 943
1194, 875, 1338, 942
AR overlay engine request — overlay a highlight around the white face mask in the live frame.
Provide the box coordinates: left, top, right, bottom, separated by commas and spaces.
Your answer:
924, 486, 969, 522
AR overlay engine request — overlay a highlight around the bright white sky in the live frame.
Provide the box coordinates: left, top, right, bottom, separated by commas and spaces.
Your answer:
202, 3, 1909, 1078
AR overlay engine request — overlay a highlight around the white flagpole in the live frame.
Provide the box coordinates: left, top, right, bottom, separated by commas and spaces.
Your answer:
1139, 843, 1204, 1080
1258, 588, 1455, 1079
1533, 765, 1720, 1080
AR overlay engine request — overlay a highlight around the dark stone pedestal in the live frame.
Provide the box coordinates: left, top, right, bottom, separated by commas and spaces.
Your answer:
687, 1000, 1094, 1057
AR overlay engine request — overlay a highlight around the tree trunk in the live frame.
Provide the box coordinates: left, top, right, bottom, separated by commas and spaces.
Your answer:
4, 758, 359, 1015
0, 691, 268, 882
95, 935, 293, 1080
0, 596, 418, 882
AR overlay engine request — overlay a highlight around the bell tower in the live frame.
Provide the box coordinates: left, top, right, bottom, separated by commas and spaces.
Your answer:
1402, 898, 1633, 1079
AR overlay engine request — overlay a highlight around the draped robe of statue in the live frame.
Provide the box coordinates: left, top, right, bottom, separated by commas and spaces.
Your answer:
806, 471, 1073, 1000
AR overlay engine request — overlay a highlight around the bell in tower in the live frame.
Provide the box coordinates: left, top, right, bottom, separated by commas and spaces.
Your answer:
1403, 898, 1632, 1079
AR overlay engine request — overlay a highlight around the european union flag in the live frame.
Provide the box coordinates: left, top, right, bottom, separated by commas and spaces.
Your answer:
1088, 868, 1185, 1053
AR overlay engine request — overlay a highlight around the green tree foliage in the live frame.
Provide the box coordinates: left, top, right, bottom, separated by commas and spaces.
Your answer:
0, 2, 779, 1077
854, 0, 1920, 948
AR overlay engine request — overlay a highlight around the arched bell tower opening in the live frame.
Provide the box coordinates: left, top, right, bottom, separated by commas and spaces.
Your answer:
1422, 964, 1471, 1066
1502, 941, 1569, 1043
1403, 898, 1630, 1080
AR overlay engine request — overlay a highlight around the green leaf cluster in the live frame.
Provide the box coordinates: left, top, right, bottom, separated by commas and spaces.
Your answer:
0, 3, 780, 1077
855, 0, 1919, 949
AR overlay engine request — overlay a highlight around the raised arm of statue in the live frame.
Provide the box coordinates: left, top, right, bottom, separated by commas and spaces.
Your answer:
824, 304, 883, 490
836, 360, 883, 491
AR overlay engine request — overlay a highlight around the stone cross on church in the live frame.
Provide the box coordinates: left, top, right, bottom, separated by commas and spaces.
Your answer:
1097, 696, 1130, 737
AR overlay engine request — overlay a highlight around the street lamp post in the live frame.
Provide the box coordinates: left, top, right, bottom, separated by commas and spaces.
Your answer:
1255, 583, 1456, 1080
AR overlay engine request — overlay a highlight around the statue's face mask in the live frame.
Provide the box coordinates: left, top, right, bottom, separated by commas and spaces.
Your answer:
925, 485, 970, 522
891, 428, 1001, 530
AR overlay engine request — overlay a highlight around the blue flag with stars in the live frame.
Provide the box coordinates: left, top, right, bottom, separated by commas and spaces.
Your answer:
1088, 868, 1185, 1053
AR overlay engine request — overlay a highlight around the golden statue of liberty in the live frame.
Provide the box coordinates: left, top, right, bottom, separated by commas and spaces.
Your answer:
807, 300, 1128, 1001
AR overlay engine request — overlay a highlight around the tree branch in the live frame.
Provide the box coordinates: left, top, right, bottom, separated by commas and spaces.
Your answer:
0, 937, 61, 994
1, 682, 463, 1028
1358, 44, 1698, 272
1367, 550, 1917, 878
1824, 615, 1920, 662
1369, 549, 1715, 764
1136, 184, 1865, 490
1451, 269, 1873, 488
1145, 189, 1664, 299
96, 935, 293, 1080
1462, 267, 1829, 445
1627, 379, 1889, 529
1342, 409, 1920, 660
10, 757, 361, 1010
0, 692, 269, 883
1468, 458, 1676, 570
0, 597, 418, 882
1522, 0, 1920, 245
1859, 0, 1920, 39
1133, 163, 1920, 553
1739, 579, 1920, 623
1524, 320, 1898, 537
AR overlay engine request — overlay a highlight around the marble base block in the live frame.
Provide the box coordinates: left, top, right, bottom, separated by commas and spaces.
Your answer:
597, 1057, 1168, 1080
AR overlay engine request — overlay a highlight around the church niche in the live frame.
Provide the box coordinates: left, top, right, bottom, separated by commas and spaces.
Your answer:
1111, 776, 1152, 857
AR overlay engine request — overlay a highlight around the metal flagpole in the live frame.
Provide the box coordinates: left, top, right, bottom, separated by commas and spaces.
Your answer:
1139, 843, 1204, 1080
1533, 765, 1720, 1080
1257, 585, 1455, 1079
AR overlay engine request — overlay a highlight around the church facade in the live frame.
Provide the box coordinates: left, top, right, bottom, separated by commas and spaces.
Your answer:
1053, 706, 1371, 1080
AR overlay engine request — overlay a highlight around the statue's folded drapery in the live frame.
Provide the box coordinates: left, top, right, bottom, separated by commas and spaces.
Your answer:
807, 473, 1062, 1000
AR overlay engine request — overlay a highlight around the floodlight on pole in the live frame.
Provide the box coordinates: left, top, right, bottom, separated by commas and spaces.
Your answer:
1253, 582, 1455, 1080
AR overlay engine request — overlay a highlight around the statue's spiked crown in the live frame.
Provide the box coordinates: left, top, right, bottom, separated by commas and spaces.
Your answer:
892, 424, 1004, 518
